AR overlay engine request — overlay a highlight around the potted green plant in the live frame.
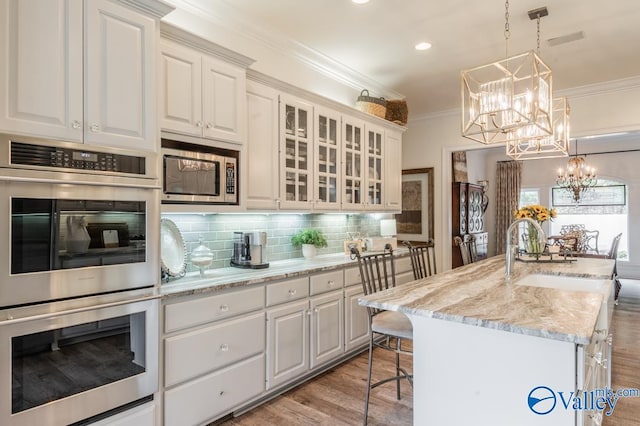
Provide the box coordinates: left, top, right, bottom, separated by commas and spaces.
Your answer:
291, 229, 328, 259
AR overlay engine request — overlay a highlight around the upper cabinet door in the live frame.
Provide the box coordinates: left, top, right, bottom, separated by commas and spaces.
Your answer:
280, 95, 313, 209
313, 106, 341, 210
341, 115, 365, 211
159, 40, 202, 137
202, 56, 246, 144
0, 0, 83, 141
365, 124, 384, 208
246, 81, 280, 210
384, 129, 402, 211
84, 0, 156, 151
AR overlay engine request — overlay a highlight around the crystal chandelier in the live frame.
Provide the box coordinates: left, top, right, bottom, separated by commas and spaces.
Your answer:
556, 140, 597, 204
506, 96, 570, 160
461, 1, 553, 144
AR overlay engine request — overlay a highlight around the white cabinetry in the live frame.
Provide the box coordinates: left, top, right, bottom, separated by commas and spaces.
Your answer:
246, 80, 280, 209
341, 115, 365, 211
162, 286, 265, 426
384, 129, 403, 211
159, 38, 247, 144
266, 271, 344, 389
344, 266, 370, 351
364, 123, 385, 209
0, 0, 163, 151
313, 106, 341, 210
279, 95, 313, 209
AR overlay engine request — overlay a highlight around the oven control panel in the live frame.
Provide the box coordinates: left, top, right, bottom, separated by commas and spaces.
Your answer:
10, 142, 146, 175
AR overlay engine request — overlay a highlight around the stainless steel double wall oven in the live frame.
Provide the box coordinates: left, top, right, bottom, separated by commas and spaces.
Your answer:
0, 134, 160, 426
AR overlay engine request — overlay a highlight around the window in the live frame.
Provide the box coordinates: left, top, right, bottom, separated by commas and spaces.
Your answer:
551, 179, 628, 259
519, 188, 540, 207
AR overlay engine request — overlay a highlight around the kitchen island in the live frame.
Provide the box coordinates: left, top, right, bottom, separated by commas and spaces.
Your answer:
359, 255, 615, 426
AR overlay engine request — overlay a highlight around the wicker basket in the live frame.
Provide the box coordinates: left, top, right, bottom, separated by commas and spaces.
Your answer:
385, 99, 408, 125
356, 89, 387, 119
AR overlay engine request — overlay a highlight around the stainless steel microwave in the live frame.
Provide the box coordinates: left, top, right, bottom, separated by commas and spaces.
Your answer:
161, 139, 238, 205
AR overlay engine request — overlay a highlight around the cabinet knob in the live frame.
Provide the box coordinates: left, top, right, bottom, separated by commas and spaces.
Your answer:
219, 343, 229, 352
196, 121, 203, 128
219, 390, 225, 397
72, 120, 81, 129
314, 307, 319, 314
328, 280, 335, 287
306, 310, 312, 316
206, 122, 213, 129
288, 289, 297, 296
219, 304, 229, 312
90, 124, 100, 132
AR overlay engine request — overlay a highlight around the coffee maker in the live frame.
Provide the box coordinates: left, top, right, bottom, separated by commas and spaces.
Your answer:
230, 231, 269, 269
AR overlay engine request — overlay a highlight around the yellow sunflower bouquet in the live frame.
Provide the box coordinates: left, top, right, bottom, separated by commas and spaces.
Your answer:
512, 204, 557, 224
513, 204, 557, 254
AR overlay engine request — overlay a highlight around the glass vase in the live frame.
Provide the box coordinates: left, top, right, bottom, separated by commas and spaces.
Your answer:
527, 223, 542, 254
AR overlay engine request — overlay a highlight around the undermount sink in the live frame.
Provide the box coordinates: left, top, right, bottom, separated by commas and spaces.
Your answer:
513, 273, 611, 296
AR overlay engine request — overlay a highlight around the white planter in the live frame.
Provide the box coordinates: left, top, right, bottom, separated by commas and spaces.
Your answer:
302, 244, 317, 259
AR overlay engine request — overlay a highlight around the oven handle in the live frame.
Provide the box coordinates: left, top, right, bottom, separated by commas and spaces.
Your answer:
0, 174, 161, 189
1, 294, 162, 325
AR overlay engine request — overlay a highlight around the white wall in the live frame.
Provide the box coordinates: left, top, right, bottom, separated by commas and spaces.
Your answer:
404, 78, 640, 273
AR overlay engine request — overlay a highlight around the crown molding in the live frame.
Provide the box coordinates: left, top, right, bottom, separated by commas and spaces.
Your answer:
557, 75, 640, 99
166, 0, 404, 100
409, 75, 640, 123
247, 70, 406, 132
116, 0, 175, 19
160, 23, 255, 68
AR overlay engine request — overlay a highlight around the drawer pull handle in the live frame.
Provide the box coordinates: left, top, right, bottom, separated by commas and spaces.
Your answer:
219, 343, 229, 352
288, 289, 297, 296
219, 304, 229, 312
328, 280, 335, 287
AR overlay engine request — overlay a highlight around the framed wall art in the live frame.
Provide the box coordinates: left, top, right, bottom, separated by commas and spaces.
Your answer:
395, 168, 434, 243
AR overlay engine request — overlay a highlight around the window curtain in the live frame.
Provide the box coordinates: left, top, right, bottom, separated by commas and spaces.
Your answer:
495, 161, 522, 254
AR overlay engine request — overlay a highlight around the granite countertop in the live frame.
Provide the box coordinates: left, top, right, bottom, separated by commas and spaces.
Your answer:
160, 249, 409, 298
359, 256, 615, 345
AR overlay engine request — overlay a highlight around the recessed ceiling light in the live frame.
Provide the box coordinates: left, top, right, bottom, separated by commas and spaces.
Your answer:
352, 0, 370, 4
415, 42, 432, 51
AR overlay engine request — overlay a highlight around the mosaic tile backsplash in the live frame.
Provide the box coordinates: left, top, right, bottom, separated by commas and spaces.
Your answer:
162, 213, 392, 272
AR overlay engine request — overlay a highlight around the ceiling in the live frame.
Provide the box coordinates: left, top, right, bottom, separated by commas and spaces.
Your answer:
168, 0, 640, 118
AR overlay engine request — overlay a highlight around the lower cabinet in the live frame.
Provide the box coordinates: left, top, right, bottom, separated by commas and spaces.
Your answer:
164, 354, 265, 426
344, 284, 370, 351
162, 286, 266, 426
266, 274, 344, 390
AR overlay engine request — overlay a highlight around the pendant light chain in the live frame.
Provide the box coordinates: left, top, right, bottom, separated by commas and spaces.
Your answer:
504, 0, 510, 58
536, 15, 541, 54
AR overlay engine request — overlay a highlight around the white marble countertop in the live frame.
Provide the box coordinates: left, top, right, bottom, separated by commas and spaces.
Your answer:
359, 256, 615, 345
160, 249, 409, 298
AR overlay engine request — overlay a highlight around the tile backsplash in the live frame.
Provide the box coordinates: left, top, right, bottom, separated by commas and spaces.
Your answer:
162, 213, 392, 272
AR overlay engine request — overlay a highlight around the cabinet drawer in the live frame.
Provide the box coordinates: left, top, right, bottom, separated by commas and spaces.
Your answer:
164, 286, 264, 333
310, 270, 343, 295
164, 312, 265, 387
266, 277, 309, 307
164, 354, 265, 426
344, 266, 362, 288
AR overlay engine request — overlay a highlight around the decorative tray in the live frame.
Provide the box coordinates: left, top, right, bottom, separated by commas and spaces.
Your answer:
515, 251, 577, 263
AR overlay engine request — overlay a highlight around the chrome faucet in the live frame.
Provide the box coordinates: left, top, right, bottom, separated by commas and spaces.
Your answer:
505, 217, 546, 280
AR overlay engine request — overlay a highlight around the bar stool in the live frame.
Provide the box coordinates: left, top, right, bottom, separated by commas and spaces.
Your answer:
350, 244, 413, 425
403, 239, 437, 279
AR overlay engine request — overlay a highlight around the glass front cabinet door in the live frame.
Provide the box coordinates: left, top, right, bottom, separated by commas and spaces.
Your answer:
365, 124, 384, 208
280, 95, 313, 209
314, 106, 340, 210
342, 115, 365, 211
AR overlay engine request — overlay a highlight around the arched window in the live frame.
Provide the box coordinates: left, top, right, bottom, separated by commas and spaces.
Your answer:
550, 178, 628, 259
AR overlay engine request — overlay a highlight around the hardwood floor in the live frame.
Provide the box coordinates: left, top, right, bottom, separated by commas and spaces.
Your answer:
217, 294, 640, 426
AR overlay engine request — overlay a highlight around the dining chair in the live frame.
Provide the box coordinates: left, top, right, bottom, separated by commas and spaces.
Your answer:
403, 239, 437, 279
350, 245, 412, 425
583, 230, 600, 253
607, 233, 623, 301
454, 234, 476, 265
